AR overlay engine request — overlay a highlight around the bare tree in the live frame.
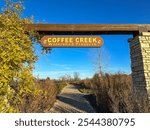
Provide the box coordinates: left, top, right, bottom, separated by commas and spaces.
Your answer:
59, 74, 73, 82
73, 72, 80, 81
89, 47, 110, 74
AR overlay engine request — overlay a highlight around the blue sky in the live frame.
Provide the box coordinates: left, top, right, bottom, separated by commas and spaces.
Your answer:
1, 0, 150, 79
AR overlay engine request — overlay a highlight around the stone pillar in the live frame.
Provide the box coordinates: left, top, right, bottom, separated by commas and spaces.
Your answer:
129, 32, 150, 112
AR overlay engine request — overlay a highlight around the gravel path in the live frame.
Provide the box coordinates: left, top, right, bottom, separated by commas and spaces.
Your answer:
50, 84, 95, 113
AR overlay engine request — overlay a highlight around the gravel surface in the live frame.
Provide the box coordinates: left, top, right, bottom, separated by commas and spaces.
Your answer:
50, 84, 95, 113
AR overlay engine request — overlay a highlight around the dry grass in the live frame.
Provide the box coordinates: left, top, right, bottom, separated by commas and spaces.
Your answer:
76, 73, 149, 113
19, 78, 57, 113
17, 73, 149, 113
91, 73, 134, 112
54, 80, 67, 94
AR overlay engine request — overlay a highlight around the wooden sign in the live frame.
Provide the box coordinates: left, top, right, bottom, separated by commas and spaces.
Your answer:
40, 36, 103, 48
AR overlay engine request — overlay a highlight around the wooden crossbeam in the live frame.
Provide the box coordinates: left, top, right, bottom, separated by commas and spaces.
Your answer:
24, 24, 150, 36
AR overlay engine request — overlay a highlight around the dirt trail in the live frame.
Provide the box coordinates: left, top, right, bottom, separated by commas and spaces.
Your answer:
50, 84, 95, 113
